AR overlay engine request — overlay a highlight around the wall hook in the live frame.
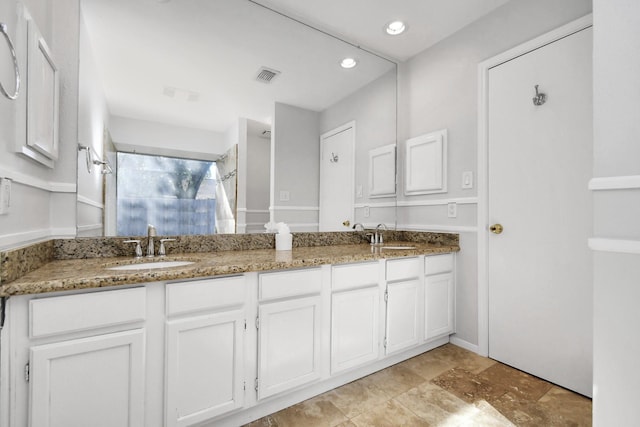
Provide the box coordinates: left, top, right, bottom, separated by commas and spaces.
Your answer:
532, 84, 546, 106
329, 152, 339, 163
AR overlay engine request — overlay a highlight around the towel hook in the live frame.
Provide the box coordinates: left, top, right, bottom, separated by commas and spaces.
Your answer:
0, 22, 21, 100
329, 152, 339, 163
532, 84, 546, 106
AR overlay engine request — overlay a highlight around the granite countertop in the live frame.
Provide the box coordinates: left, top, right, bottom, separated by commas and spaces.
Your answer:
0, 242, 459, 297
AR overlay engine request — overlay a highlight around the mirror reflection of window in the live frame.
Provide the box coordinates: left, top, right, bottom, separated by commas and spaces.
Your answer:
116, 152, 234, 236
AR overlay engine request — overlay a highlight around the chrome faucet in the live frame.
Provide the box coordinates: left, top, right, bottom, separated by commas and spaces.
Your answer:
374, 223, 387, 245
352, 223, 365, 231
147, 224, 156, 257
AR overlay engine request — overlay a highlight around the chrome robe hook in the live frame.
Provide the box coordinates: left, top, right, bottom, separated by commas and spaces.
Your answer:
532, 84, 546, 106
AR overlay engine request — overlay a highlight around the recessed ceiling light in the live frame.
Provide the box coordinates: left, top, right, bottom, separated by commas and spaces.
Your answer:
340, 57, 358, 69
385, 20, 407, 36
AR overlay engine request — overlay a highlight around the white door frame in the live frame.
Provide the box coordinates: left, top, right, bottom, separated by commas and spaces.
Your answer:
319, 121, 356, 230
476, 14, 593, 357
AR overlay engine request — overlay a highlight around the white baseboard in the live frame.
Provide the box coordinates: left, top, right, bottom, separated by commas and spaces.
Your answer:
449, 336, 480, 354
0, 227, 76, 250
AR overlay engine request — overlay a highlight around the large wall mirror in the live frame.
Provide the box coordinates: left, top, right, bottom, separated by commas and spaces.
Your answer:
76, 0, 397, 237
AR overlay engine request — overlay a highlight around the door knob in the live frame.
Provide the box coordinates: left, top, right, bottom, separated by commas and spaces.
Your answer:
342, 220, 350, 227
490, 224, 503, 234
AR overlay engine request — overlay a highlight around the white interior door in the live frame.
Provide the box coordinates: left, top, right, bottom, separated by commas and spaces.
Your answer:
487, 27, 593, 396
319, 123, 355, 231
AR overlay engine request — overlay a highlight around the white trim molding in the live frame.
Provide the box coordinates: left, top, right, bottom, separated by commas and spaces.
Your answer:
269, 206, 319, 212
589, 175, 640, 191
237, 208, 270, 214
354, 201, 396, 209
588, 238, 640, 255
397, 224, 478, 233
0, 167, 76, 193
77, 195, 104, 209
76, 224, 103, 233
397, 197, 478, 208
476, 14, 593, 357
449, 336, 480, 354
0, 227, 74, 249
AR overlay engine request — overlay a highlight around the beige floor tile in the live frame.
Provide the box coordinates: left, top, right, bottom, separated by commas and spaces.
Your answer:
334, 421, 358, 427
476, 363, 553, 401
350, 400, 429, 427
395, 382, 472, 424
537, 386, 592, 426
271, 393, 348, 427
243, 415, 279, 427
322, 378, 391, 419
403, 351, 459, 381
431, 368, 507, 404
359, 364, 427, 398
431, 344, 498, 374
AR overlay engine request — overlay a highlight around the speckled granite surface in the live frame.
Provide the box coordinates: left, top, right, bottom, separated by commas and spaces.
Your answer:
0, 231, 459, 296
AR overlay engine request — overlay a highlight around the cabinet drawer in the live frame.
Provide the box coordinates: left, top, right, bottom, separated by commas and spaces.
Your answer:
30, 287, 146, 339
425, 254, 454, 276
259, 268, 322, 301
166, 276, 246, 317
386, 257, 421, 282
332, 262, 379, 291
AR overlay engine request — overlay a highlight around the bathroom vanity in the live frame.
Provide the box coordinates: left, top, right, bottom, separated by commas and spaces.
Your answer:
0, 234, 457, 427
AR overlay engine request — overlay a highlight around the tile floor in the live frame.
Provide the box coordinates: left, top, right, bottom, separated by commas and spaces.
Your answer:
245, 344, 591, 426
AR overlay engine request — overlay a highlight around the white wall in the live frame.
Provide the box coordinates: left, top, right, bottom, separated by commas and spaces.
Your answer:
0, 0, 78, 249
108, 116, 227, 161
592, 0, 640, 423
270, 102, 320, 231
245, 120, 271, 233
398, 0, 592, 347
320, 69, 397, 228
76, 13, 108, 237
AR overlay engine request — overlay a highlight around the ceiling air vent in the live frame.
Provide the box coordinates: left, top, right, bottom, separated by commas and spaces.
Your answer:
255, 67, 280, 84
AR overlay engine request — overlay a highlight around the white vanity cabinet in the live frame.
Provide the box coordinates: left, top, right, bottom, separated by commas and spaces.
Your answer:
384, 258, 423, 354
164, 276, 247, 427
330, 262, 381, 373
424, 254, 455, 340
11, 287, 147, 427
256, 269, 324, 400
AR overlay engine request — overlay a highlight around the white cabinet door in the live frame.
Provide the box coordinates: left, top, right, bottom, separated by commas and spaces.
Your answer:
331, 286, 379, 373
385, 279, 421, 354
165, 310, 245, 427
425, 273, 454, 340
258, 295, 322, 399
29, 329, 145, 427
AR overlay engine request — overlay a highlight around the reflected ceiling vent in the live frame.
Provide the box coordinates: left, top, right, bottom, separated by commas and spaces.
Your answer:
163, 86, 199, 102
261, 130, 271, 138
255, 67, 281, 84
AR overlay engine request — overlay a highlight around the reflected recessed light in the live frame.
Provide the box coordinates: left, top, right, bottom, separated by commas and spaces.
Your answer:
385, 20, 407, 36
340, 57, 358, 69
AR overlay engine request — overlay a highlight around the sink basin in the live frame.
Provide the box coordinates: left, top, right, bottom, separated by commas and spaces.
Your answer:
381, 246, 416, 250
107, 261, 195, 271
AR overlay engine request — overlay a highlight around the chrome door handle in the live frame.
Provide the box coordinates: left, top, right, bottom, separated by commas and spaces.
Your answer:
490, 224, 504, 234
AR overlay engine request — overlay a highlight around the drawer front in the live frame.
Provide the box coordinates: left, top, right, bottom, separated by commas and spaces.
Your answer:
259, 268, 322, 301
166, 276, 246, 317
30, 287, 146, 339
425, 253, 454, 276
386, 257, 421, 282
332, 262, 379, 291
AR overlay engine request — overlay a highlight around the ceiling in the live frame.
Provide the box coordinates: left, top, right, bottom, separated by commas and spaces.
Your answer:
252, 0, 511, 61
81, 0, 510, 134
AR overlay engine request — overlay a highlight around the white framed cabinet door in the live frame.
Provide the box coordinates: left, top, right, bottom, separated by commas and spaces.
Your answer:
165, 310, 245, 427
258, 295, 322, 399
29, 329, 145, 427
385, 279, 421, 354
425, 273, 454, 340
331, 286, 380, 373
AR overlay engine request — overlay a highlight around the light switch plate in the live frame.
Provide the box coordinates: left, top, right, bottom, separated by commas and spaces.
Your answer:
462, 171, 473, 189
447, 202, 457, 218
0, 178, 11, 215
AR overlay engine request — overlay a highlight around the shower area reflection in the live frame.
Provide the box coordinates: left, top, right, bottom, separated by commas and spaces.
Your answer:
115, 151, 237, 236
